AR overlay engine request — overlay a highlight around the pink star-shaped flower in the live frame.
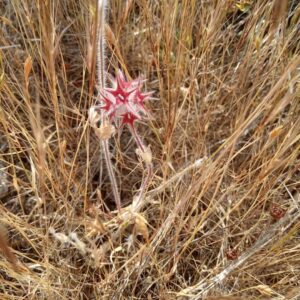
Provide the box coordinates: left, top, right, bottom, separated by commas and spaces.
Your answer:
95, 70, 153, 129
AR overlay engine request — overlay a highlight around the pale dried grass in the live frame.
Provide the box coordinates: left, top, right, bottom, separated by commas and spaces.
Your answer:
0, 0, 299, 299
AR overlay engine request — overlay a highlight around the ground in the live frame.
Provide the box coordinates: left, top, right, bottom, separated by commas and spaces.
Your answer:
0, 0, 299, 299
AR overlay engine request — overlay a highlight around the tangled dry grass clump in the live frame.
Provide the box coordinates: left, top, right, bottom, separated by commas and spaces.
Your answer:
0, 0, 300, 299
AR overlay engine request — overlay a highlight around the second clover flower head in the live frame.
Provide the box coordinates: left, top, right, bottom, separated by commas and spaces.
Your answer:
94, 70, 153, 129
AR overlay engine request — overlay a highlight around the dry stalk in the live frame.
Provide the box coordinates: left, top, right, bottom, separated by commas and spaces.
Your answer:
178, 203, 300, 299
100, 157, 207, 253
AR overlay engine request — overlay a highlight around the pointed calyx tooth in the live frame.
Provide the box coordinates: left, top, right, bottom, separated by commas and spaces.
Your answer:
97, 70, 153, 128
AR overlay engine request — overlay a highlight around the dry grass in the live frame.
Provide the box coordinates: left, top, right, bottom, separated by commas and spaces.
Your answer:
0, 0, 300, 299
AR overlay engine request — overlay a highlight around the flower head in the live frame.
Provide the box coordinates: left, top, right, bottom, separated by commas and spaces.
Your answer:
95, 70, 152, 129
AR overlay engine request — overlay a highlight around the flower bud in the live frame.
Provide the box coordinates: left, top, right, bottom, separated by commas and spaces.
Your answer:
95, 122, 116, 140
88, 107, 101, 128
136, 146, 152, 164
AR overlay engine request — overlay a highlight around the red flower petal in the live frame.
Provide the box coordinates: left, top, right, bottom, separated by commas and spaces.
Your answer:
97, 70, 153, 128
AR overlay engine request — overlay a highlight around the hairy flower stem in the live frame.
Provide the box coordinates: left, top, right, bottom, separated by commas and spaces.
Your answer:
102, 140, 121, 210
97, 0, 121, 210
130, 126, 153, 212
